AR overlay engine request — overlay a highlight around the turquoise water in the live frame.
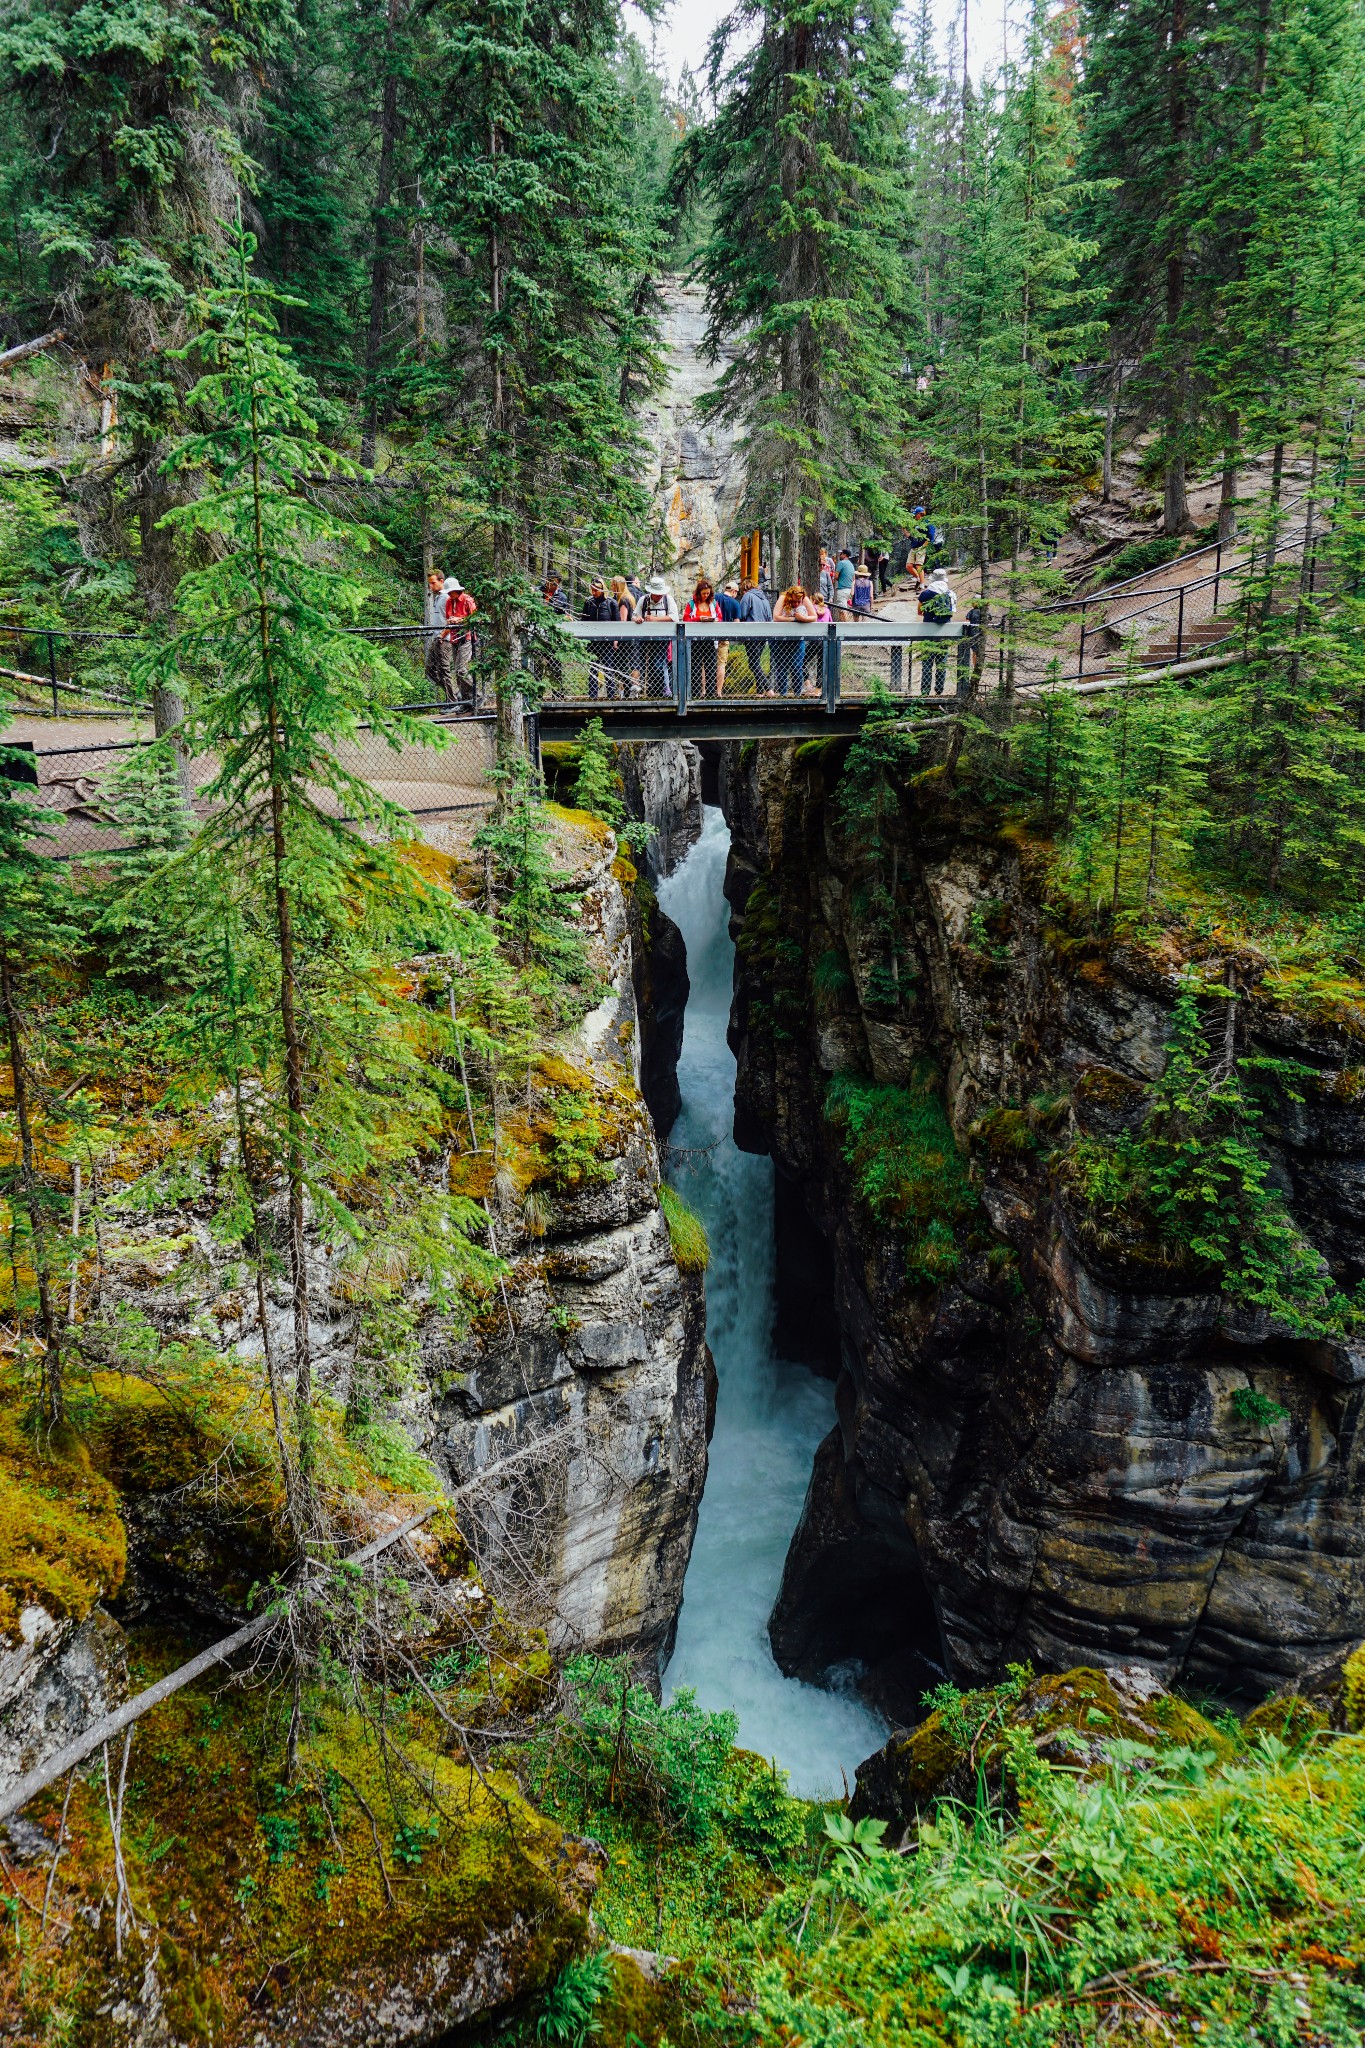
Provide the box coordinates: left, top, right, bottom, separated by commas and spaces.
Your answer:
659, 806, 886, 1799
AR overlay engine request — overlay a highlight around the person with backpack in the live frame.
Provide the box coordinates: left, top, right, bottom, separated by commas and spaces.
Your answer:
638, 574, 678, 698
907, 507, 930, 575
736, 575, 772, 691
918, 567, 957, 695
717, 578, 742, 693
424, 569, 453, 701
581, 574, 617, 699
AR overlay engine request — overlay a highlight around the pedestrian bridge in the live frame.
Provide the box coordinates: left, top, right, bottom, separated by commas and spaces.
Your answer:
532, 619, 970, 741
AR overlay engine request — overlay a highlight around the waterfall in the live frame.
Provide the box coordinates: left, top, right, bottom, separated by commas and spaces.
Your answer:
659, 807, 887, 1798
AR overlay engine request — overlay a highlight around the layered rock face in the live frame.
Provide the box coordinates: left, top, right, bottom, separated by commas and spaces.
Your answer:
720, 739, 1365, 1713
637, 284, 745, 588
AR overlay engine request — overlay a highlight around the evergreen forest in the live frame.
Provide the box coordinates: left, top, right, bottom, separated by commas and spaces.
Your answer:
2, 0, 1365, 2044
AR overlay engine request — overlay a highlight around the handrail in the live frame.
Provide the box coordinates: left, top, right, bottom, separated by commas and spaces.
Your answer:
1035, 485, 1317, 612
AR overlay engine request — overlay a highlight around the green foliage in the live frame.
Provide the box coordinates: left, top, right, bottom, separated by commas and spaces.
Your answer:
529, 1656, 738, 1846
1231, 1385, 1290, 1428
659, 1182, 710, 1274
677, 0, 915, 567
825, 1067, 981, 1282
1064, 973, 1355, 1332
476, 756, 587, 985
570, 719, 624, 831
532, 1952, 611, 2048
1098, 535, 1183, 585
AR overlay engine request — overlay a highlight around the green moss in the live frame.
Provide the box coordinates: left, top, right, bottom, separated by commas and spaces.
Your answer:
0, 1380, 126, 1640
824, 1065, 983, 1282
968, 1105, 1038, 1158
1244, 1694, 1330, 1748
6, 1638, 594, 2044
660, 1183, 710, 1273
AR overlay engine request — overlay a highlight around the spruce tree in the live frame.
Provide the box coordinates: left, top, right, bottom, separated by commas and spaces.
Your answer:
419, 0, 656, 753
677, 0, 914, 585
139, 223, 458, 1529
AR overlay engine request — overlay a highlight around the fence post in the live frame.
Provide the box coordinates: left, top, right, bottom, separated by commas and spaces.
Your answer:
824, 623, 841, 714
1078, 607, 1087, 679
47, 631, 58, 715
1176, 584, 1186, 664
1213, 541, 1222, 613
675, 624, 689, 717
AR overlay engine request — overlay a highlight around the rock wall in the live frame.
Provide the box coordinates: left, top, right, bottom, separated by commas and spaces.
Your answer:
0, 811, 711, 1775
637, 284, 746, 590
719, 738, 1365, 1715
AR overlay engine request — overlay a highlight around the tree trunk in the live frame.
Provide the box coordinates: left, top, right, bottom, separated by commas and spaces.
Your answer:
1, 951, 61, 1424
135, 431, 193, 801
360, 0, 404, 471
1162, 0, 1191, 537
1217, 425, 1239, 542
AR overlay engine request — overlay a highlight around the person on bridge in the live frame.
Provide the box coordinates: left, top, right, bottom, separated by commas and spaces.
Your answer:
773, 583, 819, 697
717, 578, 742, 694
639, 574, 678, 698
424, 569, 453, 700
442, 576, 478, 709
581, 574, 617, 699
683, 578, 724, 698
833, 550, 856, 619
736, 574, 771, 691
917, 567, 957, 696
610, 575, 640, 696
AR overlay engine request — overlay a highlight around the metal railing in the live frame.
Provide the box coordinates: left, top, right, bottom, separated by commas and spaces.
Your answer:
538, 619, 971, 712
1008, 513, 1329, 687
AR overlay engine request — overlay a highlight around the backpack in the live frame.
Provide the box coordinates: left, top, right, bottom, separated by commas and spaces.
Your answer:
920, 588, 954, 623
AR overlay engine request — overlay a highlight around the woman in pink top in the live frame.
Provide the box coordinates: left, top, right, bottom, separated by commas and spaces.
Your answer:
682, 578, 723, 698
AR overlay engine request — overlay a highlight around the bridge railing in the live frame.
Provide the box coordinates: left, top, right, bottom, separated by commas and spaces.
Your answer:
539, 619, 970, 713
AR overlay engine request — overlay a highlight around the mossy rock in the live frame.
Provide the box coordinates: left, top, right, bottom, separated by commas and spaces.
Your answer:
1244, 1693, 1330, 1748
0, 1383, 126, 1642
39, 1649, 601, 2048
852, 1664, 1233, 1833
1344, 1644, 1365, 1733
969, 1106, 1037, 1158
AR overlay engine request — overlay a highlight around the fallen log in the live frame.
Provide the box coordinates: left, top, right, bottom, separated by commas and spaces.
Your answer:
0, 1506, 436, 1823
0, 329, 67, 374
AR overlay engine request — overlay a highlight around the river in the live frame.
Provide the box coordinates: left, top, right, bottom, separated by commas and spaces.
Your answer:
659, 806, 887, 1798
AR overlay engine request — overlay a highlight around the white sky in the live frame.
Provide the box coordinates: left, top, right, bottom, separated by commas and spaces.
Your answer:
624, 0, 1013, 101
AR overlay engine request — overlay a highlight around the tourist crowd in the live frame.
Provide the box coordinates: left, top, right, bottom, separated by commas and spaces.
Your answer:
422, 508, 982, 706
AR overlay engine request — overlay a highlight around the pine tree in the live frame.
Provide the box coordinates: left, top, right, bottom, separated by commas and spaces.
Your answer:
0, 734, 76, 1426
419, 0, 656, 753
138, 222, 456, 1529
677, 0, 914, 585
928, 8, 1104, 630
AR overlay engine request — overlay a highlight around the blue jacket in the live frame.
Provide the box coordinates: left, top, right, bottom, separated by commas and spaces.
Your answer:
737, 589, 772, 622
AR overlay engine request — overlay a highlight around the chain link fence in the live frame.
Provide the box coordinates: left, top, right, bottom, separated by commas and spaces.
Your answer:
15, 711, 498, 861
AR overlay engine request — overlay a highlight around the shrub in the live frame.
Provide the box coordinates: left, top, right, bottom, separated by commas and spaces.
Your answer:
534, 1952, 612, 2047
825, 1065, 981, 1282
533, 1655, 737, 1843
1098, 534, 1182, 585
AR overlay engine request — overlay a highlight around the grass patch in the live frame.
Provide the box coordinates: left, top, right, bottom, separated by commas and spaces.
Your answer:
660, 1182, 710, 1273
